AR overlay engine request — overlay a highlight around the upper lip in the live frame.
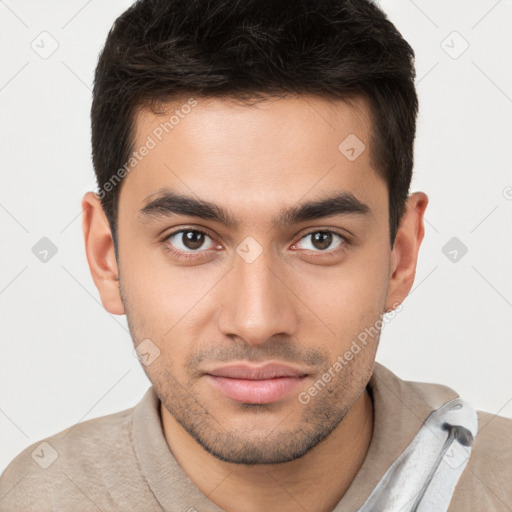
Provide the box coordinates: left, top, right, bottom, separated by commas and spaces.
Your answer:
205, 363, 308, 380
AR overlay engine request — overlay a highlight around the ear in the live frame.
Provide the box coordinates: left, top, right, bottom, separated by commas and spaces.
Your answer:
81, 191, 125, 315
385, 192, 428, 311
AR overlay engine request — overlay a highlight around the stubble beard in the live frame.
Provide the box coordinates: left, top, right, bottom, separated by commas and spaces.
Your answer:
120, 279, 374, 465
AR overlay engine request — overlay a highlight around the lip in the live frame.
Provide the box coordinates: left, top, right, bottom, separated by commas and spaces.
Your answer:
204, 363, 308, 404
206, 363, 307, 380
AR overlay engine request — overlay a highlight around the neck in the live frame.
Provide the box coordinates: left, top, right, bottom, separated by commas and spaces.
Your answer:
161, 389, 374, 512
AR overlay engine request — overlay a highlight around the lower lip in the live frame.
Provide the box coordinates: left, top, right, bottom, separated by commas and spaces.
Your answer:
206, 375, 305, 404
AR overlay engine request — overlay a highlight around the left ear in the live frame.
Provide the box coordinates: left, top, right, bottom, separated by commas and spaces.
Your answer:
385, 191, 428, 311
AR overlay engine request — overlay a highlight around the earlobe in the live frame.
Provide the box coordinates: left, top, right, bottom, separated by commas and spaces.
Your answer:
81, 191, 125, 315
385, 192, 428, 311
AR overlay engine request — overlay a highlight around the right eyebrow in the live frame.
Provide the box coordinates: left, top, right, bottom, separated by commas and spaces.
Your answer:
139, 189, 238, 228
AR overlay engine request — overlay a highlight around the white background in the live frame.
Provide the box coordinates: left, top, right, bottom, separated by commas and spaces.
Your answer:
1, 0, 511, 473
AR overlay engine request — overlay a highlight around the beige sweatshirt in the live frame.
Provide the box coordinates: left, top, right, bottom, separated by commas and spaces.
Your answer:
0, 363, 510, 511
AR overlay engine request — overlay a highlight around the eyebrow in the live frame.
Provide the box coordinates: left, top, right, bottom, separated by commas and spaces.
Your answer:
139, 189, 371, 228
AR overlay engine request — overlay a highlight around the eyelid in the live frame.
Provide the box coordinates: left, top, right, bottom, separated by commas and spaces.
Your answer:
298, 227, 349, 240
291, 229, 348, 251
163, 227, 221, 248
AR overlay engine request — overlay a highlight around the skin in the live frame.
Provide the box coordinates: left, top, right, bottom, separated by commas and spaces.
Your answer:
82, 95, 427, 512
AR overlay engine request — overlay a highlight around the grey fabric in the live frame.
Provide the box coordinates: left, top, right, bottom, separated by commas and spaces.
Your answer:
358, 398, 478, 512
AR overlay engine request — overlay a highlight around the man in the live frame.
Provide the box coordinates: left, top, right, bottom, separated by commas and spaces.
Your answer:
1, 0, 510, 510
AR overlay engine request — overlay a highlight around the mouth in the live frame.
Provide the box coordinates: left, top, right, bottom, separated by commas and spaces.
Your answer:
204, 363, 309, 404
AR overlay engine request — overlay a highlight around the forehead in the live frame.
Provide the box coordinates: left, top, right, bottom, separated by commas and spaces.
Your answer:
133, 94, 373, 163
120, 95, 386, 227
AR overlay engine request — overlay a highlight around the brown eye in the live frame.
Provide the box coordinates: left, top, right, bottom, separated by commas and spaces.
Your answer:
182, 231, 205, 250
311, 232, 332, 250
295, 231, 345, 252
166, 230, 216, 252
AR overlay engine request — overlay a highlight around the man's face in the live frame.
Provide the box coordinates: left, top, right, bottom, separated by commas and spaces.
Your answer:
117, 95, 392, 464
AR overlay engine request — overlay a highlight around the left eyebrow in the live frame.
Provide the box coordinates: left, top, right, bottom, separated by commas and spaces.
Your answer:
275, 192, 371, 226
138, 189, 371, 229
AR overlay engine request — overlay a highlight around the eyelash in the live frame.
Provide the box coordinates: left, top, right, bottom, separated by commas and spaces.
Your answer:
161, 228, 349, 261
162, 228, 219, 260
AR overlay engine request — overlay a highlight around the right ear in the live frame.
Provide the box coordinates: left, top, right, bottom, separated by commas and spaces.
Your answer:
81, 191, 125, 315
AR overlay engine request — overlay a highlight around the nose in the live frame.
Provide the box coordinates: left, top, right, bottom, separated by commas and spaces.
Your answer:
216, 245, 299, 346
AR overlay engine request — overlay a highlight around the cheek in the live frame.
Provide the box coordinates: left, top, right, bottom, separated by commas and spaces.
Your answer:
302, 244, 390, 352
322, 250, 388, 306
120, 244, 212, 319
119, 247, 226, 369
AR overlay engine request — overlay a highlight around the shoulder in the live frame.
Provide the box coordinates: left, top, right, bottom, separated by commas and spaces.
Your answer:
0, 397, 154, 511
372, 364, 512, 511
371, 363, 460, 416
449, 410, 512, 511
